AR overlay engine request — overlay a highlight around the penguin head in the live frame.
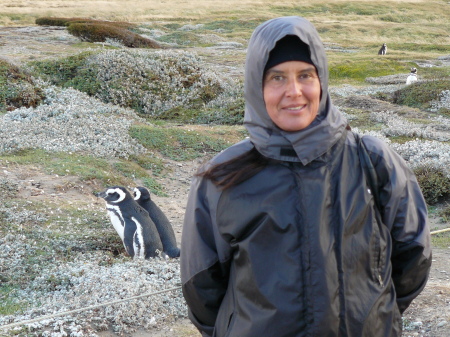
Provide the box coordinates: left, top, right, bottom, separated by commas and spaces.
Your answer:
133, 186, 151, 202
410, 67, 417, 74
97, 186, 132, 204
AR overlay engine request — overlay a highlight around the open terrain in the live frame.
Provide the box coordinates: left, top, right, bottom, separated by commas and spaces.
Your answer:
0, 1, 449, 336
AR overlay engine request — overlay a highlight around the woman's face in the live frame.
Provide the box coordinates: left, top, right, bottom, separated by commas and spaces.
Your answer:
263, 61, 321, 132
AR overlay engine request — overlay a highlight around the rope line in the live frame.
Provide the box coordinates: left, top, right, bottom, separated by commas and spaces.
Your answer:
430, 227, 450, 235
0, 286, 182, 330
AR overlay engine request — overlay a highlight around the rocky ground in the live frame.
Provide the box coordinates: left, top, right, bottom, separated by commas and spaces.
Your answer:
0, 25, 449, 337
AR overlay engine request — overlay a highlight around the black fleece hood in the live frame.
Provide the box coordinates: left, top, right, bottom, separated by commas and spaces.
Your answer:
244, 16, 347, 164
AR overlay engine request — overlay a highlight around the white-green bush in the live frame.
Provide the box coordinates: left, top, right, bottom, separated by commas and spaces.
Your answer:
86, 49, 241, 118
0, 86, 146, 158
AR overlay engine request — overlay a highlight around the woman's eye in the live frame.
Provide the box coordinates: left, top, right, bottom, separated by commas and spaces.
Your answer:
299, 73, 317, 83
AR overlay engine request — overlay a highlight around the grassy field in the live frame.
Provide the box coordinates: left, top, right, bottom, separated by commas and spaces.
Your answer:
1, 0, 449, 48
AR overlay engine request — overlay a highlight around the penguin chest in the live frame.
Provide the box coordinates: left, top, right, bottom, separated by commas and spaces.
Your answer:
131, 216, 146, 258
406, 74, 417, 85
106, 205, 125, 240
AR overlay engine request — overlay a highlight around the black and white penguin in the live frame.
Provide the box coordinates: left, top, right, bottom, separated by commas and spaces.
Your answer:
97, 186, 163, 259
133, 186, 180, 258
378, 43, 387, 55
406, 67, 418, 85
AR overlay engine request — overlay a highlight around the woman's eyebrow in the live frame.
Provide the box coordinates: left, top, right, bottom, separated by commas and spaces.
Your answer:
266, 67, 317, 75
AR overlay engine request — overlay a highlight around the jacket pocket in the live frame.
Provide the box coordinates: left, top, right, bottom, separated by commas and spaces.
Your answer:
212, 311, 236, 337
223, 312, 236, 337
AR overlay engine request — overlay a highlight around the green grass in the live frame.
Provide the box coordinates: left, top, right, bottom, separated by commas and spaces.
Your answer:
157, 31, 213, 47
129, 124, 239, 161
0, 149, 167, 195
329, 58, 406, 84
202, 18, 262, 33
431, 231, 450, 249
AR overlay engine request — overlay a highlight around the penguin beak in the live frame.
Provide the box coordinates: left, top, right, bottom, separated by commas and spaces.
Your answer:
96, 191, 107, 199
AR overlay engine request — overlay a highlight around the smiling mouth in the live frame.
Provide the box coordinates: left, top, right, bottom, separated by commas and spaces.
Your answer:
285, 105, 306, 111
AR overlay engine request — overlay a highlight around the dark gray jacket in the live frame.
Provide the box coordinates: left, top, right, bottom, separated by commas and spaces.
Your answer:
181, 16, 431, 337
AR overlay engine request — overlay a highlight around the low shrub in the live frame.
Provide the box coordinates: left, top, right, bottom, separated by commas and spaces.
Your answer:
413, 164, 450, 205
0, 60, 45, 113
392, 79, 450, 110
35, 17, 135, 29
29, 51, 101, 95
87, 49, 241, 120
36, 17, 158, 48
439, 204, 450, 222
67, 23, 161, 48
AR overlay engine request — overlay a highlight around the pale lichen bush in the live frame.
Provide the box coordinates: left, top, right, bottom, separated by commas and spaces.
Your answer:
0, 233, 186, 336
0, 85, 147, 159
390, 139, 450, 177
370, 110, 450, 142
351, 128, 450, 178
86, 49, 238, 117
430, 90, 450, 112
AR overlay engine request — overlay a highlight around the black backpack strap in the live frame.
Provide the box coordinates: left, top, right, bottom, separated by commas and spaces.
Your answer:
353, 132, 381, 211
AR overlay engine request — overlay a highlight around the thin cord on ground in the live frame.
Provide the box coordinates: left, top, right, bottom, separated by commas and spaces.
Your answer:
430, 227, 450, 235
0, 286, 182, 330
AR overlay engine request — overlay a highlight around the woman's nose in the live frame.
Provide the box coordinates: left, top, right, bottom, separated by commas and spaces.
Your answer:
285, 78, 302, 97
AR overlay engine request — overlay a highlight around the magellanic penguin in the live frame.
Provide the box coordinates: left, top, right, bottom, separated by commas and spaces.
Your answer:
406, 67, 418, 85
133, 186, 180, 258
378, 43, 387, 55
97, 186, 163, 259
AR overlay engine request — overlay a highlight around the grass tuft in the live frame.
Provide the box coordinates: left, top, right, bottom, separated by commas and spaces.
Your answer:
68, 23, 162, 48
36, 16, 161, 48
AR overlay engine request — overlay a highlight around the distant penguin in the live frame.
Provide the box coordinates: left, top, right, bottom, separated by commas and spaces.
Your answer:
378, 43, 387, 55
133, 186, 180, 258
97, 186, 163, 259
406, 67, 418, 85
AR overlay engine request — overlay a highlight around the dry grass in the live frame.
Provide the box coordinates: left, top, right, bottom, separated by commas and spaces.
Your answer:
1, 0, 449, 50
0, 0, 447, 23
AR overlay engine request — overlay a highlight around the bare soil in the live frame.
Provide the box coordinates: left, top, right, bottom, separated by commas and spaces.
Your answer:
1, 25, 449, 336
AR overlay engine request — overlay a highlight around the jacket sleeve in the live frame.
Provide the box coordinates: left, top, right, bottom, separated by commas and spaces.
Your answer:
180, 175, 232, 336
364, 136, 432, 314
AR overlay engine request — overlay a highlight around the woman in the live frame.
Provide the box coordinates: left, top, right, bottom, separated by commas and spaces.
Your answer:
181, 16, 431, 337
